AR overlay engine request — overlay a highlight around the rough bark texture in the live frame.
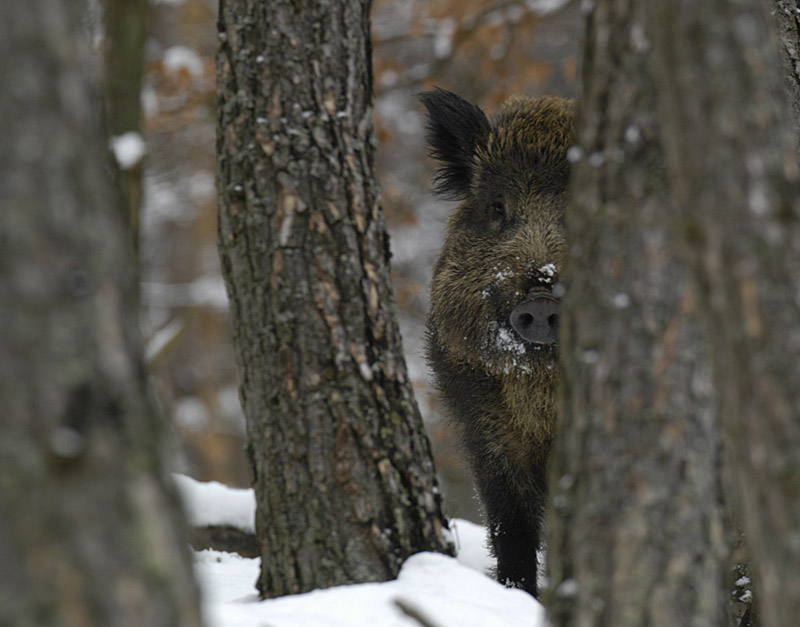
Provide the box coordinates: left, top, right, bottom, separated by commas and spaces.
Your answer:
774, 1, 800, 148
102, 0, 150, 256
546, 2, 730, 625
650, 3, 800, 626
216, 0, 453, 598
0, 2, 202, 626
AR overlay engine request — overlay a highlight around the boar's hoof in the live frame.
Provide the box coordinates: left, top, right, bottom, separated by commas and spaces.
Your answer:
509, 295, 560, 345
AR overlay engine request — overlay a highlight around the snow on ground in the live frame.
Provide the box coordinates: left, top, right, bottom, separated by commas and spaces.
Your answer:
178, 475, 545, 627
175, 473, 256, 533
194, 549, 544, 627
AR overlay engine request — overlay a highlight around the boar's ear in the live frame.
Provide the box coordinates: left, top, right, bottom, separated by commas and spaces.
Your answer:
419, 88, 490, 200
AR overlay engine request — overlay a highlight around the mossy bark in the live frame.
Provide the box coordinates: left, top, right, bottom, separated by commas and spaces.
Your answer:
0, 2, 202, 625
216, 0, 453, 598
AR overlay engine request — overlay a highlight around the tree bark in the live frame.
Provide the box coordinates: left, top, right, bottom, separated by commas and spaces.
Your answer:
774, 0, 800, 147
649, 2, 800, 626
216, 0, 453, 598
549, 1, 800, 626
0, 3, 202, 626
546, 2, 731, 625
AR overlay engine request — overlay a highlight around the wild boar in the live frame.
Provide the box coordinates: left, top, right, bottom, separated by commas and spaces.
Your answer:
421, 87, 573, 596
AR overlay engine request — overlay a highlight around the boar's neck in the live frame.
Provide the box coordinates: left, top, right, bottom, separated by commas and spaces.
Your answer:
428, 334, 556, 480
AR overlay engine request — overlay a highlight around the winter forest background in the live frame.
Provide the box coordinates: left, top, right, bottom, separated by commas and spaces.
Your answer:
7, 0, 800, 625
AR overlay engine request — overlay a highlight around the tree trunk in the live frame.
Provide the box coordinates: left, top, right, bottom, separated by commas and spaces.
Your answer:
549, 1, 800, 626
102, 0, 150, 258
0, 2, 201, 626
545, 2, 731, 626
649, 2, 800, 626
216, 0, 453, 598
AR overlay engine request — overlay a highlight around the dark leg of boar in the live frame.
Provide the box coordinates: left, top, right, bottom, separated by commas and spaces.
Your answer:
482, 472, 545, 597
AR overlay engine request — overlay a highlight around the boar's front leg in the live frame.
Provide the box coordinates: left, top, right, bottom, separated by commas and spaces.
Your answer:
479, 467, 546, 597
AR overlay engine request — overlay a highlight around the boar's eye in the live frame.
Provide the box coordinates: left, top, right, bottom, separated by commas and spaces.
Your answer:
490, 201, 507, 223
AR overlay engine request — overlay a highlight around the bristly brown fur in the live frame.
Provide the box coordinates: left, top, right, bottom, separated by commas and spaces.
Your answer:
422, 88, 574, 597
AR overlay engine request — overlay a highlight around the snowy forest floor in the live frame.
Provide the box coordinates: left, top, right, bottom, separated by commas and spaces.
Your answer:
179, 475, 545, 627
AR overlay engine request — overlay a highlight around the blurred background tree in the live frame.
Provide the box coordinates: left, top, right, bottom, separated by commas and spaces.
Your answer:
139, 0, 580, 522
102, 0, 150, 255
0, 1, 201, 623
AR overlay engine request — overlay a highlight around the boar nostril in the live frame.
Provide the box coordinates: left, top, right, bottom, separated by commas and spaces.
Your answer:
509, 295, 560, 345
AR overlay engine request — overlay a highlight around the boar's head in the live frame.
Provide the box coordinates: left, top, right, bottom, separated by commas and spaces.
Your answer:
421, 88, 574, 376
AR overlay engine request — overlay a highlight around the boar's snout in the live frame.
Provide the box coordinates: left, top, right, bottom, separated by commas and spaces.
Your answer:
509, 293, 560, 345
